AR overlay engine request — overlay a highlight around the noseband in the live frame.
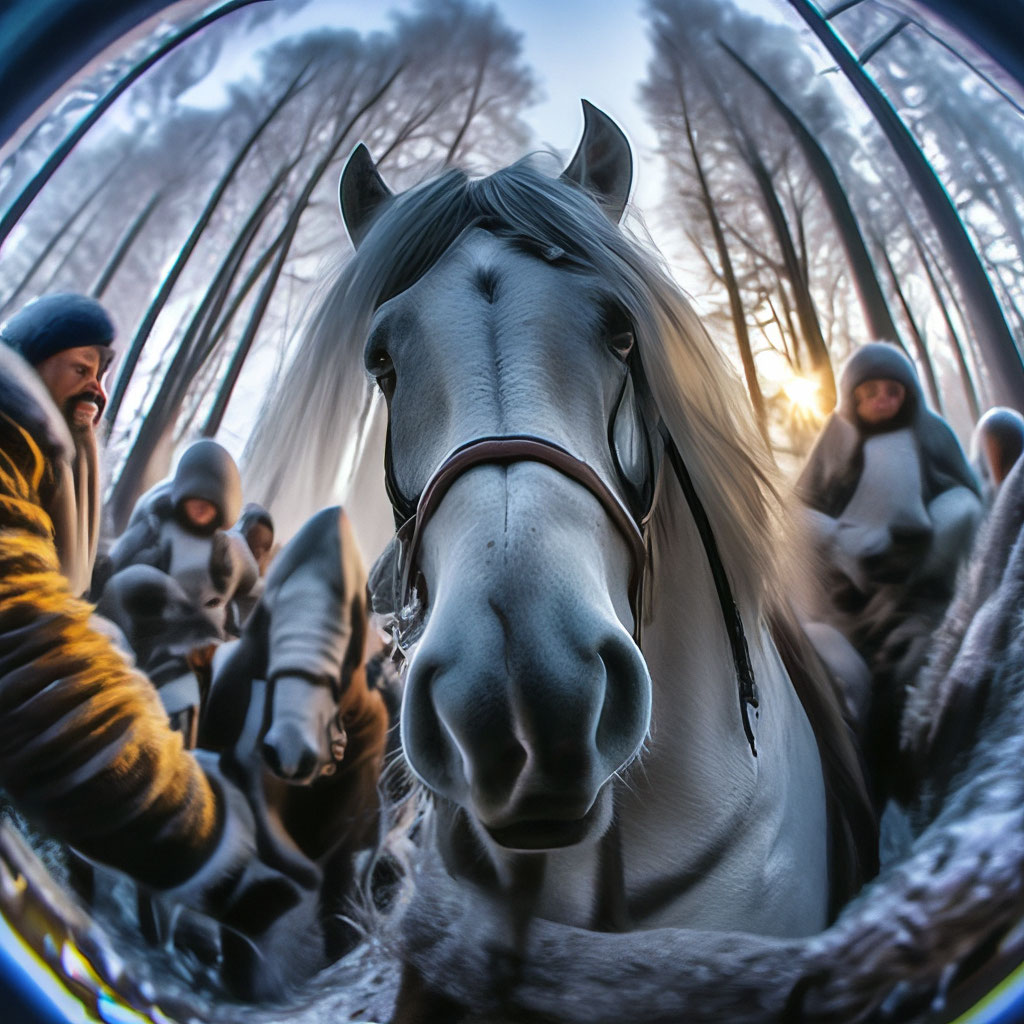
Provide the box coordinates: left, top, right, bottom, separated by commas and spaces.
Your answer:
386, 434, 649, 647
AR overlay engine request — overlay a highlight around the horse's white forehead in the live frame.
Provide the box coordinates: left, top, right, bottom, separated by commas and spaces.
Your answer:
375, 227, 626, 503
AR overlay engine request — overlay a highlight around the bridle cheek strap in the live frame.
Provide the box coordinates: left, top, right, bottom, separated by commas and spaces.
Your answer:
394, 435, 648, 642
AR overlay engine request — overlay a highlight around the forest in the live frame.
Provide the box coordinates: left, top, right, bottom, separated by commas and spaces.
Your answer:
0, 0, 1021, 546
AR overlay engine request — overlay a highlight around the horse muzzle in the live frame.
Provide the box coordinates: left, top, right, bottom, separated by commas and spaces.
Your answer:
397, 462, 652, 847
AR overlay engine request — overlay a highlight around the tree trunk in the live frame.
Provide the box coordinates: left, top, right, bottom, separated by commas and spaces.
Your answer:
744, 138, 836, 409
908, 226, 981, 420
720, 40, 901, 346
107, 163, 293, 530
672, 65, 768, 440
874, 238, 944, 413
104, 65, 310, 429
90, 190, 164, 298
38, 205, 105, 295
198, 60, 408, 435
1, 173, 107, 313
108, 60, 407, 526
0, 0, 267, 251
787, 0, 1024, 408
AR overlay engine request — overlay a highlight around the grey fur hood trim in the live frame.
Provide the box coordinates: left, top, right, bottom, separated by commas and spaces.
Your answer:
0, 343, 72, 462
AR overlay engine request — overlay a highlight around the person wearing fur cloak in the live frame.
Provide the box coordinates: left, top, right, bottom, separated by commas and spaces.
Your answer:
0, 342, 324, 999
200, 505, 388, 967
797, 342, 982, 806
0, 293, 114, 597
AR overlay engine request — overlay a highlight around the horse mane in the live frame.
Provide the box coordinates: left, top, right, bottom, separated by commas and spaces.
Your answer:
246, 157, 793, 618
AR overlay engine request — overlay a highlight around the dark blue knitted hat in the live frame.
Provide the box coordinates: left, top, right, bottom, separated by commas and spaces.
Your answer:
0, 293, 115, 367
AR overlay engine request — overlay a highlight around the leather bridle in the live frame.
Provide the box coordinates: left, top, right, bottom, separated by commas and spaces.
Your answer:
377, 411, 759, 758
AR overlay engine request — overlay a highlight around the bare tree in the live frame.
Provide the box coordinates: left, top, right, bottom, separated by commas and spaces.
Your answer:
642, 0, 845, 422
787, 0, 1024, 408
719, 40, 900, 345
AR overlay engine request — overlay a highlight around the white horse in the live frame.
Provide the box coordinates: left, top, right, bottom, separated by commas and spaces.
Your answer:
249, 102, 874, 1020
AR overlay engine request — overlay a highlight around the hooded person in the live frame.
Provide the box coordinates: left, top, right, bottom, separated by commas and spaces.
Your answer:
970, 406, 1024, 508
798, 342, 981, 594
0, 293, 115, 596
106, 439, 258, 640
229, 502, 276, 628
796, 342, 983, 806
234, 501, 275, 573
0, 341, 324, 999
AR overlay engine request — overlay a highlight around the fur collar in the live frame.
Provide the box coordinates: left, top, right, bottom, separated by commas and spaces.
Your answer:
0, 343, 73, 464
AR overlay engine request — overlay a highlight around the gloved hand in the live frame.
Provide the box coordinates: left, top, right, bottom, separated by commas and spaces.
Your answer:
163, 751, 325, 1000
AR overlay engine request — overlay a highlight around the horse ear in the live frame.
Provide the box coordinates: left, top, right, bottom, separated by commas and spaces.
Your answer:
340, 143, 394, 249
561, 100, 633, 223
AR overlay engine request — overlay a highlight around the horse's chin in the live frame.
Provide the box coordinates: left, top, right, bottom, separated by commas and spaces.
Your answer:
479, 785, 613, 852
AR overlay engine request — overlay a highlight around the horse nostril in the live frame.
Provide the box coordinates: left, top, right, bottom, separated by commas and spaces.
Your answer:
261, 741, 283, 776
595, 632, 652, 773
473, 737, 528, 800
296, 747, 320, 780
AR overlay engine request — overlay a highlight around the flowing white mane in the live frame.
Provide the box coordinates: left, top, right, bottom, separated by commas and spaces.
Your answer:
245, 158, 792, 615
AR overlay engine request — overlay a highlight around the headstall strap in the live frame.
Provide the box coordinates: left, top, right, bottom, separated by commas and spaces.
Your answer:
659, 423, 759, 757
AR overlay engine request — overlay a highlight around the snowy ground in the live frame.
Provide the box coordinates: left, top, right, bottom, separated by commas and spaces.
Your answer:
0, 804, 404, 1024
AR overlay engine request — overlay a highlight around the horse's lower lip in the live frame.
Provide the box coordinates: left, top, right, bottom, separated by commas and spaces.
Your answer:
484, 807, 598, 851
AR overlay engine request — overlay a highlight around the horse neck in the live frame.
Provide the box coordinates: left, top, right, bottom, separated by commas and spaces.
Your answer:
624, 466, 768, 857
596, 466, 828, 936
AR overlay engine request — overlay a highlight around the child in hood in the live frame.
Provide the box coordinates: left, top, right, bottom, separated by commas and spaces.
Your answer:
107, 439, 258, 641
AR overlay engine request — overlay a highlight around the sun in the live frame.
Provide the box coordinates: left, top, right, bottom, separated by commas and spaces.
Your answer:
782, 373, 821, 414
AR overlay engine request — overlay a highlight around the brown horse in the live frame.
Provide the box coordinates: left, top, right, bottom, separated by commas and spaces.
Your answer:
201, 505, 388, 982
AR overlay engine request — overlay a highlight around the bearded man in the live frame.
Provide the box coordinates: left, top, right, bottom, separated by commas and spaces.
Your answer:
0, 295, 323, 997
0, 292, 113, 595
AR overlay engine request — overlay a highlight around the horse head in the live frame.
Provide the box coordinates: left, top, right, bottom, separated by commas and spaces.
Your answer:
341, 104, 655, 851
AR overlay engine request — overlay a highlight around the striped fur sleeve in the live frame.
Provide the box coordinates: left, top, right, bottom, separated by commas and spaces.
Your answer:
0, 413, 225, 889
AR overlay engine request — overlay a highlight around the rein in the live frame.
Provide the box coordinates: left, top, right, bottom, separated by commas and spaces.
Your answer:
660, 424, 760, 757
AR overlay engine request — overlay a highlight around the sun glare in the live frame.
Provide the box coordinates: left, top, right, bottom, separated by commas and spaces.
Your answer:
782, 373, 821, 413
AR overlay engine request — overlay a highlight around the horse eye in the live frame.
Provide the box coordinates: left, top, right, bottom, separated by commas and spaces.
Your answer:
603, 302, 635, 360
610, 331, 635, 359
365, 345, 396, 399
